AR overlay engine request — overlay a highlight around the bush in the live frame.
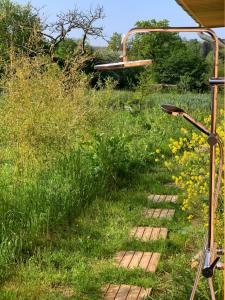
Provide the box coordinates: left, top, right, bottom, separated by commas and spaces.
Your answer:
166, 110, 224, 225
0, 56, 155, 281
152, 47, 209, 91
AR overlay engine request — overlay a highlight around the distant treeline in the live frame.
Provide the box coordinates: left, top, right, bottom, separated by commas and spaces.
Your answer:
0, 0, 224, 91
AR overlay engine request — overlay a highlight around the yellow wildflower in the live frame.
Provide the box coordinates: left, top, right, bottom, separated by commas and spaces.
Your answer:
181, 127, 188, 135
187, 215, 193, 221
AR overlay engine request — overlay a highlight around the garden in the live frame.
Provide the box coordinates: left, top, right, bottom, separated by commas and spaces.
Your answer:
0, 0, 224, 299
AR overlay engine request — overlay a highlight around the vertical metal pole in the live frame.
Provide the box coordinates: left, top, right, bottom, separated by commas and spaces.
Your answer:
208, 37, 219, 256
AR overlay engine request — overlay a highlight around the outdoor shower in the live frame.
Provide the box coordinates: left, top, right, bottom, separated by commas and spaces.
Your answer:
161, 103, 224, 299
95, 26, 224, 300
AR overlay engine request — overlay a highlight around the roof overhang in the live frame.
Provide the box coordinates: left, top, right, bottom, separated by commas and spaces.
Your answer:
176, 0, 225, 28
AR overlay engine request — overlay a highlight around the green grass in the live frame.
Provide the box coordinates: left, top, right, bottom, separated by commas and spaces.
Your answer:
1, 164, 220, 300
0, 59, 223, 299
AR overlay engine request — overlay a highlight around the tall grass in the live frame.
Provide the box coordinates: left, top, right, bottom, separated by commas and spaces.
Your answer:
0, 57, 159, 281
0, 55, 217, 284
0, 57, 89, 279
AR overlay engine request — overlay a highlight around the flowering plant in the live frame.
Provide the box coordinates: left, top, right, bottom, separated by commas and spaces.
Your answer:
166, 110, 224, 222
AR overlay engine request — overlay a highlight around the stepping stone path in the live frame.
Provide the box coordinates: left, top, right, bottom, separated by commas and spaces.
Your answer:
148, 194, 177, 203
102, 284, 152, 300
130, 227, 168, 241
102, 194, 177, 300
115, 251, 161, 272
143, 208, 175, 219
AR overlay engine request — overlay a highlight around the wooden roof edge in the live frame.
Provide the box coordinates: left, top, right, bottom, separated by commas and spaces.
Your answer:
176, 0, 202, 26
175, 0, 225, 28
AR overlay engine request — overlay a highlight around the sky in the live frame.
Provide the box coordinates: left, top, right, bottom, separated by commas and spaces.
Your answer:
17, 0, 225, 46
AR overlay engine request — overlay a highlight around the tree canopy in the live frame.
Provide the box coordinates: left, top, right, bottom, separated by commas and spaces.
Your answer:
153, 45, 208, 91
129, 19, 183, 60
0, 2, 216, 91
0, 0, 42, 60
108, 32, 122, 52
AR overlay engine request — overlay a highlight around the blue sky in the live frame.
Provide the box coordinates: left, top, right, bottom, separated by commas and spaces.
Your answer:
17, 0, 224, 46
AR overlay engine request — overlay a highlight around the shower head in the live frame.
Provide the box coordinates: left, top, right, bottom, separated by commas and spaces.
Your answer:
161, 104, 210, 136
94, 59, 152, 71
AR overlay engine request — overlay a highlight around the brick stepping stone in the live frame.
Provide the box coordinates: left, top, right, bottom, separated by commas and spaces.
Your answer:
115, 251, 160, 272
130, 227, 168, 241
148, 194, 177, 203
102, 284, 152, 300
143, 208, 175, 219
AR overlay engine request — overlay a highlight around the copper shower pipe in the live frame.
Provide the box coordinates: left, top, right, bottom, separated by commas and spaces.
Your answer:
121, 26, 220, 256
97, 26, 221, 260
94, 25, 222, 298
121, 27, 219, 71
122, 27, 219, 249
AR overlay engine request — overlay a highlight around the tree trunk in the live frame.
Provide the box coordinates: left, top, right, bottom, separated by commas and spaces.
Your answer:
81, 32, 87, 55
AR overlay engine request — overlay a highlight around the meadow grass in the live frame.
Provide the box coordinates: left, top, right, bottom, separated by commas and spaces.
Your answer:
1, 165, 222, 299
0, 56, 223, 298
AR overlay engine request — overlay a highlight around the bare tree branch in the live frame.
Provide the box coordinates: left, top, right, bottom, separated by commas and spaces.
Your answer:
10, 5, 105, 62
38, 5, 105, 57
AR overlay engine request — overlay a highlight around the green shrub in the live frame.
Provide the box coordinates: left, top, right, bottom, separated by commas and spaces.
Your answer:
0, 56, 156, 281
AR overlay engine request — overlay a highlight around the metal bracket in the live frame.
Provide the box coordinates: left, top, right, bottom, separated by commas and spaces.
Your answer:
202, 255, 220, 278
207, 133, 219, 146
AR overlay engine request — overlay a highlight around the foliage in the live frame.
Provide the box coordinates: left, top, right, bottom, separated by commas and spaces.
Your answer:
135, 36, 210, 92
167, 110, 224, 224
201, 40, 213, 57
92, 48, 140, 89
42, 5, 105, 57
206, 50, 225, 79
108, 32, 122, 52
90, 48, 121, 85
129, 19, 182, 60
0, 0, 216, 92
0, 0, 104, 67
0, 56, 157, 281
153, 45, 209, 91
126, 19, 211, 92
101, 19, 213, 91
55, 38, 79, 61
0, 168, 202, 300
0, 0, 42, 63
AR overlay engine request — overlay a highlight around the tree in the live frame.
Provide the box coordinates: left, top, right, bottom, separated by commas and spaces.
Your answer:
0, 0, 43, 61
206, 50, 224, 78
0, 1, 105, 60
55, 38, 79, 60
129, 19, 183, 61
79, 6, 105, 55
152, 46, 208, 91
183, 39, 202, 54
108, 32, 122, 52
201, 41, 213, 58
124, 19, 211, 91
41, 5, 105, 58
